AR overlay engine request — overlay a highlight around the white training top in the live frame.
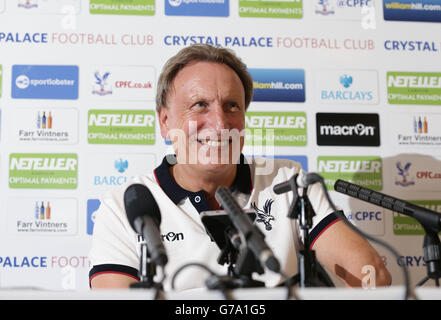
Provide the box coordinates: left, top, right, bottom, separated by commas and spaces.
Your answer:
88, 155, 341, 291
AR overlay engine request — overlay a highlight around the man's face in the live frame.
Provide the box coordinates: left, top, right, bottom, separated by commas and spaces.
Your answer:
158, 61, 246, 170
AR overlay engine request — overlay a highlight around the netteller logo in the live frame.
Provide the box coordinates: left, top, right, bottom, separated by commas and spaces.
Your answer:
387, 71, 441, 105
318, 156, 382, 190
393, 200, 441, 235
10, 156, 77, 171
9, 153, 78, 189
88, 112, 154, 127
88, 110, 156, 145
245, 111, 307, 147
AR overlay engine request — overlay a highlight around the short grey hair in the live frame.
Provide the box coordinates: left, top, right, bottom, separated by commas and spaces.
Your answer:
155, 44, 253, 111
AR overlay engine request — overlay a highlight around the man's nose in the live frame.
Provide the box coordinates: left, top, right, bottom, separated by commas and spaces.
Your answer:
208, 104, 229, 131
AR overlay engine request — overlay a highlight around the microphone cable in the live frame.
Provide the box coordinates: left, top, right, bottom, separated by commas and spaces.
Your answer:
170, 262, 233, 300
316, 177, 413, 300
170, 262, 300, 300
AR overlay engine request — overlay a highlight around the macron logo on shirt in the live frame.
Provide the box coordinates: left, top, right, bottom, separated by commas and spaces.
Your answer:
137, 232, 185, 243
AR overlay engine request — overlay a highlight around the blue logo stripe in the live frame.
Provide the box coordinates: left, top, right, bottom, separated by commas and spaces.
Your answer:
384, 0, 441, 22
165, 0, 229, 17
249, 69, 305, 102
12, 65, 79, 100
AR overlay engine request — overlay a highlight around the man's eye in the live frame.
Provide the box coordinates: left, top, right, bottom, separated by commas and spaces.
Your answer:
193, 102, 206, 109
227, 103, 240, 110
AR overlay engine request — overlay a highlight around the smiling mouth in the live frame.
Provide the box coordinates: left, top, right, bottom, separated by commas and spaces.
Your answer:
196, 138, 231, 147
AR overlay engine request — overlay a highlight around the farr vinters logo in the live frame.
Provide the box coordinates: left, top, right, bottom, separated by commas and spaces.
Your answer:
7, 198, 77, 235
14, 108, 77, 144
394, 113, 441, 147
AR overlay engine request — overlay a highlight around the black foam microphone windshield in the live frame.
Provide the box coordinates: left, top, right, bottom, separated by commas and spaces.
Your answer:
215, 186, 281, 273
334, 179, 441, 234
124, 183, 168, 267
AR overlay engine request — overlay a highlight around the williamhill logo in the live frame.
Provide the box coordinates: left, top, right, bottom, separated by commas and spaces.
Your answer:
249, 69, 305, 102
318, 156, 383, 190
9, 153, 78, 189
387, 72, 441, 105
88, 110, 155, 144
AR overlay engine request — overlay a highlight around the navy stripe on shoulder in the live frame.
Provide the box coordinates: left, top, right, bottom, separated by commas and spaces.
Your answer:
89, 264, 139, 287
309, 211, 344, 249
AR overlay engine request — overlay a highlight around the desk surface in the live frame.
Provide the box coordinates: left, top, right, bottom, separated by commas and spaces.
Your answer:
0, 286, 439, 300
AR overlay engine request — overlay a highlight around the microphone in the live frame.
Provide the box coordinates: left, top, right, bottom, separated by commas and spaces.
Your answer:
273, 171, 322, 195
215, 186, 281, 273
334, 179, 441, 234
124, 184, 168, 267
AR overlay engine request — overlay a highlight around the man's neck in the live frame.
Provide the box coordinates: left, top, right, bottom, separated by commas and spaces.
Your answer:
170, 164, 237, 209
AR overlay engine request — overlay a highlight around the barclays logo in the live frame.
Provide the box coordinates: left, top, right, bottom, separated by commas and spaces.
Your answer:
317, 69, 378, 105
340, 74, 353, 88
114, 158, 128, 173
93, 157, 130, 186
321, 74, 373, 101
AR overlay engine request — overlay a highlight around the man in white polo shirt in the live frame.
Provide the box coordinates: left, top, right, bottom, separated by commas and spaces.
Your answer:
88, 44, 391, 291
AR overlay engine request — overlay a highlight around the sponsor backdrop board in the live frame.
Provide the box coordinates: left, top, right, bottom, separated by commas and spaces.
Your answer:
0, 0, 441, 292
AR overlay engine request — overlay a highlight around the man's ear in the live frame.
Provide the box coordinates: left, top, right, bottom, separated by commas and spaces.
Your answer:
158, 106, 169, 139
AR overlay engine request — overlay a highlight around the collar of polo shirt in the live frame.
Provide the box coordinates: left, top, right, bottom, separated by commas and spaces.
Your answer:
154, 154, 253, 213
